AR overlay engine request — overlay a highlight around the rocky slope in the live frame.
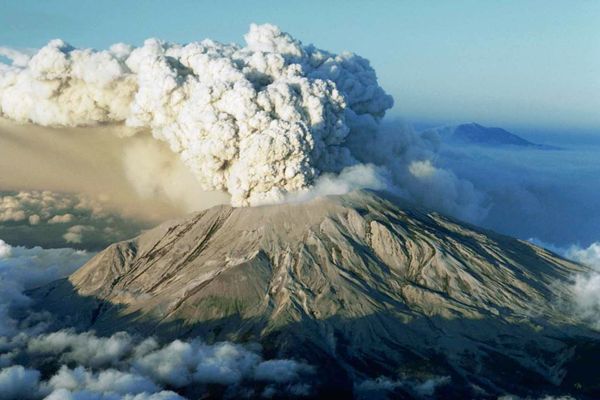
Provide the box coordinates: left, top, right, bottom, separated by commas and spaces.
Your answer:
35, 190, 600, 398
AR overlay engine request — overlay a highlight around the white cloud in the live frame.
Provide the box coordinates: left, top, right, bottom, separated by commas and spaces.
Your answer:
0, 241, 90, 290
0, 239, 11, 258
566, 242, 600, 269
355, 375, 451, 399
253, 359, 313, 383
63, 225, 95, 244
0, 190, 149, 249
0, 239, 91, 337
0, 365, 42, 400
44, 388, 186, 400
28, 331, 135, 368
278, 164, 388, 205
48, 366, 159, 395
408, 160, 437, 179
0, 191, 105, 224
529, 239, 600, 330
48, 214, 75, 224
571, 273, 600, 329
567, 242, 600, 329
134, 340, 259, 387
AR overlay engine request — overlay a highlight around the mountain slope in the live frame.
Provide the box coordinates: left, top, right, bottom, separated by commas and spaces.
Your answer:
433, 123, 556, 148
35, 190, 599, 398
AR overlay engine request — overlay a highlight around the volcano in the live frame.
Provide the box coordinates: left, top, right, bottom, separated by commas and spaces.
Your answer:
35, 190, 600, 399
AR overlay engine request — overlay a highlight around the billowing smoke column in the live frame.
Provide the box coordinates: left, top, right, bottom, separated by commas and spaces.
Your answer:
0, 24, 393, 206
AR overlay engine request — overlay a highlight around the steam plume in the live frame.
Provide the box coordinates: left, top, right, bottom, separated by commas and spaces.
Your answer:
0, 24, 393, 207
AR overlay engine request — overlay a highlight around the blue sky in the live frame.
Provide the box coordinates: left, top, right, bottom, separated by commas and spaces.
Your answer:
1, 0, 598, 133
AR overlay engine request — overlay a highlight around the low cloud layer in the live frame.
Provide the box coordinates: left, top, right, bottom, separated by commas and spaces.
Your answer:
0, 190, 153, 250
2, 236, 587, 399
0, 239, 91, 338
355, 375, 451, 400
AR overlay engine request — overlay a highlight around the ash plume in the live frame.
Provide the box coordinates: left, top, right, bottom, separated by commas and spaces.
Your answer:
0, 24, 393, 207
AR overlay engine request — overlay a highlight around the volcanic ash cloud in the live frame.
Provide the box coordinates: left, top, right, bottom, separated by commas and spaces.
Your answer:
0, 24, 393, 207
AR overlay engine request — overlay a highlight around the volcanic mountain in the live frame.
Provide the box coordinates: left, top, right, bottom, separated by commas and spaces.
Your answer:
35, 190, 600, 399
431, 123, 558, 149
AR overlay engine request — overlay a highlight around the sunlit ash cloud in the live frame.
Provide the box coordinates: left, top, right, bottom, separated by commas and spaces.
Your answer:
0, 23, 489, 225
0, 24, 393, 207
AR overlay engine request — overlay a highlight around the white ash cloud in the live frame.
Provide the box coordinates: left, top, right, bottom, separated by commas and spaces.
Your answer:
0, 120, 230, 226
0, 23, 393, 207
0, 24, 491, 223
121, 138, 228, 214
277, 163, 389, 205
348, 121, 488, 222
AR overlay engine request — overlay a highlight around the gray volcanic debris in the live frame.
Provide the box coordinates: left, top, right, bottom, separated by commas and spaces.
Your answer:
33, 190, 600, 398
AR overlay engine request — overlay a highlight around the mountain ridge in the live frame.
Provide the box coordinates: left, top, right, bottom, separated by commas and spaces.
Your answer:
431, 122, 560, 149
33, 190, 600, 398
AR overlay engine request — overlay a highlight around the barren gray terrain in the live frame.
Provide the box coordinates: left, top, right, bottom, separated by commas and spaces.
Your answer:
34, 190, 600, 398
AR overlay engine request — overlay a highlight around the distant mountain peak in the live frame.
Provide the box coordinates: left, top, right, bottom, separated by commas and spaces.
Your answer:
432, 122, 558, 149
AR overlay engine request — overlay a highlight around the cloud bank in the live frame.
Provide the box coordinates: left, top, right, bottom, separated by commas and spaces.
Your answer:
0, 190, 153, 250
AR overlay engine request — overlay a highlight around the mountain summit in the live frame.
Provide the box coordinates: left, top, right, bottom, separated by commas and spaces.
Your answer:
432, 123, 557, 149
36, 190, 599, 398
